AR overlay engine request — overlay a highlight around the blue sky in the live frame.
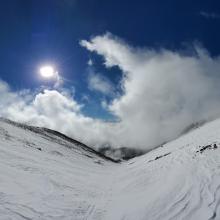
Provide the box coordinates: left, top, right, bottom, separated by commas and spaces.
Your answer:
1, 0, 220, 149
1, 0, 220, 119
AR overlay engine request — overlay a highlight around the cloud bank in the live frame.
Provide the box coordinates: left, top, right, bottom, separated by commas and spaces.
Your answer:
80, 33, 220, 148
2, 33, 220, 150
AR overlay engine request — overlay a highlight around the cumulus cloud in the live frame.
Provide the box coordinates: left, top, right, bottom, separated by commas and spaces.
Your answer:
0, 84, 111, 147
2, 33, 220, 150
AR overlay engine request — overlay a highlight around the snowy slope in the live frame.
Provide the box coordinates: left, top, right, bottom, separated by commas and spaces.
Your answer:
1, 118, 220, 219
0, 118, 117, 220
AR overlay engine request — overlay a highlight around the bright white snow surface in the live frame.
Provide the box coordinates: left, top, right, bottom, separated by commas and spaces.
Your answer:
0, 118, 220, 219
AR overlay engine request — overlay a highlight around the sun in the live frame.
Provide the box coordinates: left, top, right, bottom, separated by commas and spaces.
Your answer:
39, 66, 56, 78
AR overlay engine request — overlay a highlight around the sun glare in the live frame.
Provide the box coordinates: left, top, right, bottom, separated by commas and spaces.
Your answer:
40, 66, 55, 78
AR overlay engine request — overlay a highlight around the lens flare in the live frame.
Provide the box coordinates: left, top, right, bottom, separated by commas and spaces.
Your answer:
40, 66, 55, 78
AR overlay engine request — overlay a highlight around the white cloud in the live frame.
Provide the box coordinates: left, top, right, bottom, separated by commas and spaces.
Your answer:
2, 33, 220, 150
81, 33, 220, 148
88, 71, 115, 96
0, 85, 110, 147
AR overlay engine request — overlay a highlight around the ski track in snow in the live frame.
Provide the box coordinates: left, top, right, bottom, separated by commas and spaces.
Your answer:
1, 118, 220, 219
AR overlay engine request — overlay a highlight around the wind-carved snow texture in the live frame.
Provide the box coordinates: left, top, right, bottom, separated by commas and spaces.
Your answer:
1, 118, 220, 219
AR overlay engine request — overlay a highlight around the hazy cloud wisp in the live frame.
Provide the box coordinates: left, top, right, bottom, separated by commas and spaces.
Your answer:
199, 11, 220, 19
88, 71, 115, 96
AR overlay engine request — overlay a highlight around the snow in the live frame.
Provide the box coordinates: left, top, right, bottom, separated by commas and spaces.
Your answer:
1, 118, 220, 219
